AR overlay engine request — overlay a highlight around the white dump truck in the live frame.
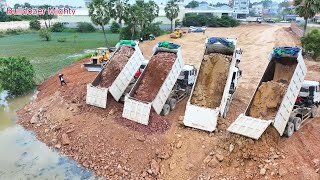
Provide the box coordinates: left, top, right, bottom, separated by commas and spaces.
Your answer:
246, 16, 262, 23
86, 42, 144, 108
183, 37, 242, 132
227, 47, 319, 140
122, 44, 197, 125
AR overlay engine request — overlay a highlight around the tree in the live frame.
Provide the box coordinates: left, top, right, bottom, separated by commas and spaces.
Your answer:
24, 2, 32, 8
123, 1, 159, 39
185, 0, 199, 8
165, 0, 180, 32
88, 0, 112, 47
39, 29, 51, 41
301, 29, 320, 59
0, 57, 35, 95
38, 5, 54, 29
262, 0, 272, 8
111, 0, 129, 40
29, 20, 41, 30
295, 0, 320, 36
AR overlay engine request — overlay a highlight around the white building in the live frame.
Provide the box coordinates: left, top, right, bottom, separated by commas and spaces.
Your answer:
232, 0, 249, 19
252, 3, 263, 15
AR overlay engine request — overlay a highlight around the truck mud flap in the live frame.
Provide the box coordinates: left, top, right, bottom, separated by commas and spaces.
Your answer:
86, 84, 108, 108
122, 96, 152, 125
183, 104, 219, 132
227, 114, 272, 140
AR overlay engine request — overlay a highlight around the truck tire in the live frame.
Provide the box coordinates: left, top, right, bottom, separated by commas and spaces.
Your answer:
292, 117, 302, 131
284, 122, 294, 137
161, 104, 170, 116
311, 105, 317, 118
169, 98, 177, 110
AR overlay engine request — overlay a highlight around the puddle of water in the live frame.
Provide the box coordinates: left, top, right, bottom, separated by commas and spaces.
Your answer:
0, 90, 35, 130
0, 126, 102, 180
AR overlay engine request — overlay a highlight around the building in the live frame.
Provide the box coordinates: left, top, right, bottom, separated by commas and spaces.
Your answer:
0, 0, 7, 9
232, 0, 249, 19
251, 3, 263, 15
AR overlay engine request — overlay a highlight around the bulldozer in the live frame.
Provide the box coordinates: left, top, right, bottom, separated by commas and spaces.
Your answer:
84, 47, 111, 72
170, 28, 183, 39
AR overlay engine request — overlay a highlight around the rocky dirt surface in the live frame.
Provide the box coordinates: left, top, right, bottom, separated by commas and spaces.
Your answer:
249, 81, 287, 119
134, 52, 176, 102
191, 53, 231, 108
18, 24, 320, 180
100, 46, 135, 87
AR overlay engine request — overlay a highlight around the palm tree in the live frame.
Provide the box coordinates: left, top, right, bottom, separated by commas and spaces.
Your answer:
111, 0, 129, 40
295, 0, 320, 36
165, 0, 180, 32
88, 0, 112, 47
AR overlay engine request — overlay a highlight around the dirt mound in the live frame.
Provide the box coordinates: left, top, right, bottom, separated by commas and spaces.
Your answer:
249, 81, 287, 119
191, 53, 231, 108
133, 52, 176, 102
99, 46, 135, 87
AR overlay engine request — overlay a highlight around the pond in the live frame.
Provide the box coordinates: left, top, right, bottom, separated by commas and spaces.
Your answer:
0, 91, 102, 179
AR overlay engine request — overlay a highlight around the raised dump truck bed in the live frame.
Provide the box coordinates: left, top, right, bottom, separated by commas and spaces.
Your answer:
86, 42, 144, 108
122, 44, 184, 125
183, 37, 242, 132
227, 47, 307, 139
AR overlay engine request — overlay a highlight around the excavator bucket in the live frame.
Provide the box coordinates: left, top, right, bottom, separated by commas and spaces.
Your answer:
227, 114, 273, 140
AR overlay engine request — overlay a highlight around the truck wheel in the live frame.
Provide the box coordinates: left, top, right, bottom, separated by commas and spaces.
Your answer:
284, 122, 294, 137
292, 117, 302, 131
169, 98, 177, 110
161, 104, 170, 116
311, 106, 317, 118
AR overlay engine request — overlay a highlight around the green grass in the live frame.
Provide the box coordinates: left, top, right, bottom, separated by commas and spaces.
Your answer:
0, 32, 119, 84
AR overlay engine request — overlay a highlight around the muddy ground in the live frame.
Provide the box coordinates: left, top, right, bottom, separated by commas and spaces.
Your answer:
18, 24, 320, 180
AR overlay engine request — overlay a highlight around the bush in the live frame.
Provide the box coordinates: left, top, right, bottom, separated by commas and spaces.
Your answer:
145, 22, 165, 37
77, 22, 96, 32
57, 37, 67, 42
6, 28, 24, 35
110, 21, 120, 33
29, 20, 41, 30
121, 25, 139, 40
183, 14, 240, 27
39, 29, 51, 41
51, 22, 64, 32
0, 57, 35, 95
301, 29, 320, 59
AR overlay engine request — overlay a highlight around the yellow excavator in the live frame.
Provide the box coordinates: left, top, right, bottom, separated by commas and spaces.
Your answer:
170, 28, 183, 39
84, 47, 111, 72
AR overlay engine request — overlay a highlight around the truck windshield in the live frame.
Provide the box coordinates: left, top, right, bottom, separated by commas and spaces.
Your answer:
300, 87, 309, 92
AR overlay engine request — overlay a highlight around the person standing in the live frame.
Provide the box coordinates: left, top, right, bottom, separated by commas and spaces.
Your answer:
59, 73, 67, 86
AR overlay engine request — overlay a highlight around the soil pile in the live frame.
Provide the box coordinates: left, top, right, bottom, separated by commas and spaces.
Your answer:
191, 53, 231, 108
249, 81, 287, 119
133, 52, 176, 102
99, 46, 135, 87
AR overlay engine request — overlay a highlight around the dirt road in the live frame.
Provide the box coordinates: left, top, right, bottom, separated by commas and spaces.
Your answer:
18, 24, 320, 179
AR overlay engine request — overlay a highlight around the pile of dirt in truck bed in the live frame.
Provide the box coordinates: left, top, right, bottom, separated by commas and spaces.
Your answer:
249, 81, 287, 119
273, 61, 297, 83
99, 46, 135, 87
191, 53, 231, 108
133, 52, 176, 102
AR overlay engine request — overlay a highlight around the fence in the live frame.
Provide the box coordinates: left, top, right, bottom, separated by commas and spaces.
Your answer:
290, 22, 303, 37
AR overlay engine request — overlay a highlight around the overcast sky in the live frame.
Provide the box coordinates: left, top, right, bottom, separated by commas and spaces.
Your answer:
7, 0, 285, 7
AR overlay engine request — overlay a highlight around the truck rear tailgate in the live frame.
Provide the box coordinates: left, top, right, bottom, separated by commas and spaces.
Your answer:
227, 114, 273, 140
183, 103, 219, 132
86, 84, 108, 108
122, 96, 152, 125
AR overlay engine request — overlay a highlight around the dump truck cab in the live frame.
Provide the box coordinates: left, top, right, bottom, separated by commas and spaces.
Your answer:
299, 80, 320, 106
178, 64, 197, 87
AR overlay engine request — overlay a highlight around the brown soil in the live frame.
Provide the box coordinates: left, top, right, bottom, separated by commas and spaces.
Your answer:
191, 53, 231, 108
249, 81, 288, 119
17, 25, 320, 180
99, 46, 135, 87
133, 52, 176, 102
273, 61, 297, 83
